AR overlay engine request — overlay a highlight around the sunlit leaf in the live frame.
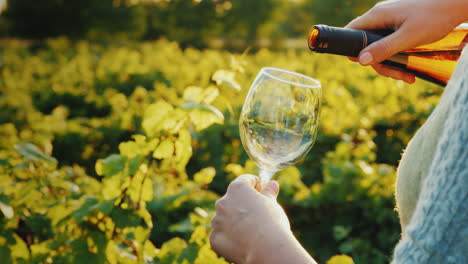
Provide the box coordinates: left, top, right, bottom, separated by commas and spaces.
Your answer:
102, 174, 122, 200
10, 234, 29, 260
326, 254, 355, 264
225, 163, 244, 176
189, 225, 208, 246
194, 244, 227, 264
143, 240, 158, 259
183, 86, 204, 104
175, 130, 192, 169
129, 171, 153, 204
153, 140, 174, 159
0, 201, 13, 219
202, 86, 219, 104
182, 100, 224, 119
212, 69, 241, 90
194, 167, 216, 186
183, 103, 224, 131
119, 141, 140, 158
142, 101, 174, 137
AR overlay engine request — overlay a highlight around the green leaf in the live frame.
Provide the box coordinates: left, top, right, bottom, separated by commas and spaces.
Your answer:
110, 207, 144, 229
0, 159, 8, 166
96, 154, 127, 177
14, 143, 57, 164
0, 246, 13, 264
24, 214, 53, 240
169, 217, 192, 233
71, 238, 104, 264
71, 196, 99, 223
333, 225, 352, 241
89, 231, 108, 262
128, 155, 142, 175
13, 162, 29, 169
153, 140, 174, 160
177, 243, 198, 263
98, 199, 116, 216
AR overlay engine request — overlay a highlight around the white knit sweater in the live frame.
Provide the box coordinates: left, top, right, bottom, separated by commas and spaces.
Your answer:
392, 48, 468, 263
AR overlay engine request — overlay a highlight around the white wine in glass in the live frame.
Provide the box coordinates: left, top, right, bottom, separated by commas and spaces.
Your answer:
239, 67, 321, 186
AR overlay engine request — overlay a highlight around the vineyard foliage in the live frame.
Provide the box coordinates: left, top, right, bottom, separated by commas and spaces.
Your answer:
0, 39, 442, 264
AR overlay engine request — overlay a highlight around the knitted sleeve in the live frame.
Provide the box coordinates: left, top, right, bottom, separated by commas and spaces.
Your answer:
392, 57, 468, 263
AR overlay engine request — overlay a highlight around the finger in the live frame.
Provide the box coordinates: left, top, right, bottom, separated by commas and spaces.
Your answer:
226, 174, 260, 194
345, 11, 387, 31
358, 24, 420, 65
235, 174, 259, 187
260, 181, 279, 200
371, 64, 416, 84
348, 56, 358, 62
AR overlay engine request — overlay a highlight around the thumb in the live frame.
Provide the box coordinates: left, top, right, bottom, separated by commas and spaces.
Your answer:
359, 24, 417, 65
261, 181, 279, 200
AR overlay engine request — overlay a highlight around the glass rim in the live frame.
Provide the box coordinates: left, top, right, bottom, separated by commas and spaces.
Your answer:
260, 67, 321, 89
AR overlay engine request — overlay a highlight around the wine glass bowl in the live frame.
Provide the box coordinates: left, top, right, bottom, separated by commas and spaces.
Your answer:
239, 67, 321, 185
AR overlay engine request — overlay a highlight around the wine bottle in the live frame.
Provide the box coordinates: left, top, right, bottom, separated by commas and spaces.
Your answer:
308, 24, 468, 86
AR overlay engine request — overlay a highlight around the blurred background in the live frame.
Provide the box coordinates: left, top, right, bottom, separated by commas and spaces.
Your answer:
0, 1, 442, 264
0, 0, 376, 49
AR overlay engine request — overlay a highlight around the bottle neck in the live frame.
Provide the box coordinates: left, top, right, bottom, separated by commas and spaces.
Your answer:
308, 25, 385, 57
308, 24, 468, 56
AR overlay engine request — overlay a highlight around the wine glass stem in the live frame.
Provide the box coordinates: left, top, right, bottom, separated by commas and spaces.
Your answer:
259, 168, 277, 188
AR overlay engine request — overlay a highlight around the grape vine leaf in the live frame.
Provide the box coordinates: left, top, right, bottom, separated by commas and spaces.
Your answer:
96, 154, 127, 177
15, 143, 57, 164
153, 140, 174, 160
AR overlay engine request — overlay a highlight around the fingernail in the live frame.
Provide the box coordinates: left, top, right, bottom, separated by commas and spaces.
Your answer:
269, 181, 279, 193
359, 52, 373, 65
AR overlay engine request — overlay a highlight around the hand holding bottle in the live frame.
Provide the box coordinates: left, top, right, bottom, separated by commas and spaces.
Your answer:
345, 0, 468, 83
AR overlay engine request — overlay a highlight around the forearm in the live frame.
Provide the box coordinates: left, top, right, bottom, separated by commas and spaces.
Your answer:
245, 230, 317, 264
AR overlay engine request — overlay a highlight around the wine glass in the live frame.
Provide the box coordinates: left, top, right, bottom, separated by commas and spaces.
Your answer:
239, 67, 321, 187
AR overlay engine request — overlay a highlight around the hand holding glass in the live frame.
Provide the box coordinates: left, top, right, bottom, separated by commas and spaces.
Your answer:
239, 67, 321, 187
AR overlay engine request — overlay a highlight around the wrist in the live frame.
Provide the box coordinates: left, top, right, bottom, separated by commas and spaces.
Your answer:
245, 228, 316, 264
436, 0, 468, 26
